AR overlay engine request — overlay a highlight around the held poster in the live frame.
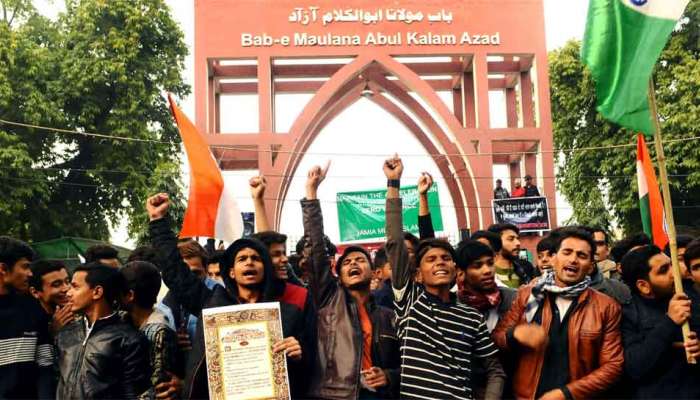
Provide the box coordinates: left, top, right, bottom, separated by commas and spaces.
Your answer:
202, 302, 290, 400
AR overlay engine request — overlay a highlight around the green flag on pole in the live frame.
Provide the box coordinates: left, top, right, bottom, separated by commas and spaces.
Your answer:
582, 0, 689, 135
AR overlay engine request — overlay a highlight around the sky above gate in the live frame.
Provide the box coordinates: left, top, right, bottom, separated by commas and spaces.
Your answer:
32, 0, 589, 247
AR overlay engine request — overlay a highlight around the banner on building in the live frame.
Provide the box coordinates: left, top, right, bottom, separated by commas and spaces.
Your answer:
336, 184, 443, 242
492, 196, 550, 232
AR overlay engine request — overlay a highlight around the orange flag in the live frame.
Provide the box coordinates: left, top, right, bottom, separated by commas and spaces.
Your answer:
167, 94, 242, 242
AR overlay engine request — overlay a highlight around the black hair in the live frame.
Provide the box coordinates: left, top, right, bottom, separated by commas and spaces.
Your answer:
207, 250, 226, 266
470, 230, 503, 253
295, 235, 337, 257
590, 227, 609, 244
73, 262, 126, 306
610, 233, 651, 262
223, 238, 285, 301
121, 261, 161, 309
251, 231, 288, 248
621, 245, 662, 295
536, 235, 558, 254
337, 246, 373, 275
373, 247, 388, 270
416, 238, 456, 266
664, 235, 695, 257
487, 223, 520, 236
456, 240, 494, 270
29, 260, 67, 292
127, 246, 159, 265
84, 244, 119, 263
0, 236, 35, 270
403, 232, 420, 251
684, 240, 700, 269
553, 227, 597, 261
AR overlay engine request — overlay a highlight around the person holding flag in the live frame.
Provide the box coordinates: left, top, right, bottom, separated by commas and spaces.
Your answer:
582, 0, 694, 360
149, 96, 308, 399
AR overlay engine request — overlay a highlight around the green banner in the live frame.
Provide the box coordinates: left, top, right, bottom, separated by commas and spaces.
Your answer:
336, 184, 443, 242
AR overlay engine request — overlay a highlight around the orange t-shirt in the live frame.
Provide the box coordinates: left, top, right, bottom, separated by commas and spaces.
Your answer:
357, 303, 373, 371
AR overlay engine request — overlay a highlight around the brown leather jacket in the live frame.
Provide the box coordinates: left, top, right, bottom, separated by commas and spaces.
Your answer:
492, 285, 624, 399
302, 199, 400, 399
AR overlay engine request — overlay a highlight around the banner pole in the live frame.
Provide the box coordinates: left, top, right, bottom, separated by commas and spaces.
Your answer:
647, 78, 696, 364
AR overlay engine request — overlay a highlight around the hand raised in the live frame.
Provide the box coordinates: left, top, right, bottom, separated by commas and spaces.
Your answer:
249, 176, 267, 200
383, 154, 403, 180
306, 160, 331, 199
147, 193, 170, 221
417, 172, 433, 195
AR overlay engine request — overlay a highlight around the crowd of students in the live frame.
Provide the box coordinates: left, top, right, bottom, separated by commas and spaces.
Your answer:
1, 154, 700, 399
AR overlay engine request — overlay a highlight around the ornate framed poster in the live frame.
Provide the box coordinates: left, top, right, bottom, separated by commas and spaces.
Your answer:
202, 302, 290, 400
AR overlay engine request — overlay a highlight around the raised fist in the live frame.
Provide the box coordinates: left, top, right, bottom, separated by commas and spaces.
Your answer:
306, 161, 331, 194
417, 172, 433, 195
249, 176, 267, 200
146, 193, 170, 221
383, 154, 403, 180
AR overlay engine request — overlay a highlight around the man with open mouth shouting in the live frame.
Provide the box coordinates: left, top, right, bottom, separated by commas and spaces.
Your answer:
146, 193, 307, 399
493, 227, 624, 400
301, 161, 400, 399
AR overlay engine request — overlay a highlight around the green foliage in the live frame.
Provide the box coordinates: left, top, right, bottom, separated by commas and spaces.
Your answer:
549, 2, 700, 235
0, 0, 188, 242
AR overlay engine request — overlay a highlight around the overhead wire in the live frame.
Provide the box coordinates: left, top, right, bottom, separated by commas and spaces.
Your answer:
2, 117, 700, 158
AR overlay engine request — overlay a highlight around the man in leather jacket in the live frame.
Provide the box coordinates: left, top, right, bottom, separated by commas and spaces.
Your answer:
56, 263, 151, 399
492, 228, 623, 399
301, 163, 400, 399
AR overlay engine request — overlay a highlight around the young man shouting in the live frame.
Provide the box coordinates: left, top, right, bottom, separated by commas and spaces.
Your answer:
301, 163, 400, 399
493, 228, 623, 399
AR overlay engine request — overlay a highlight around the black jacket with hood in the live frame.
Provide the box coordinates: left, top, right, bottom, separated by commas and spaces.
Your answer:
149, 217, 306, 399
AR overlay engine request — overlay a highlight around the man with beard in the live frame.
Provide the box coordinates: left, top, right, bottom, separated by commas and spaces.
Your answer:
302, 163, 400, 399
29, 260, 74, 335
493, 228, 623, 399
0, 237, 54, 399
487, 223, 539, 288
385, 155, 505, 400
146, 193, 306, 399
620, 245, 700, 398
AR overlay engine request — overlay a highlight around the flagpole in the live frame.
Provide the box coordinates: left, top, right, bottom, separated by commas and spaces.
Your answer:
647, 78, 696, 364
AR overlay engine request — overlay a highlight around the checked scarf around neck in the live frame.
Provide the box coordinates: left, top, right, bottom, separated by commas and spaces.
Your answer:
458, 283, 501, 312
524, 270, 591, 323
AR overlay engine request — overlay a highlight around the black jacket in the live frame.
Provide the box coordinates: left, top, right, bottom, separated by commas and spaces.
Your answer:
149, 218, 307, 399
513, 257, 539, 285
302, 199, 400, 399
56, 313, 151, 399
590, 267, 631, 305
621, 293, 700, 398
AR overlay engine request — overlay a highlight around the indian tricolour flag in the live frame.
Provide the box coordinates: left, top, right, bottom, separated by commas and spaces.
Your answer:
167, 94, 243, 243
582, 0, 690, 135
636, 133, 668, 249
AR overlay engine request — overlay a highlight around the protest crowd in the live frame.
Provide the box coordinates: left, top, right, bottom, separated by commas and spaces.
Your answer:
2, 154, 700, 400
